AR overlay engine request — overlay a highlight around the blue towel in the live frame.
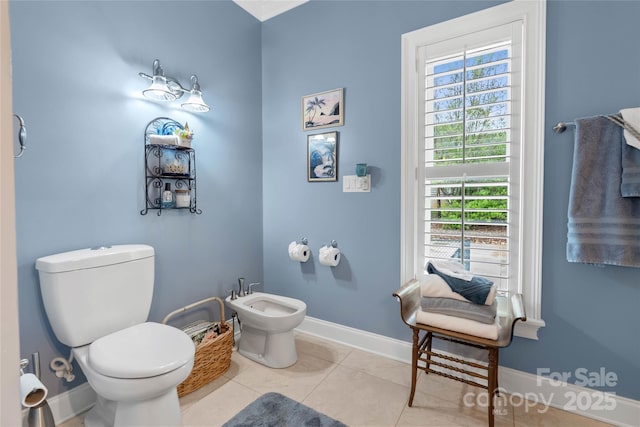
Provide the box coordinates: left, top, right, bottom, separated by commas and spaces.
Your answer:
567, 116, 640, 267
426, 262, 493, 305
621, 142, 640, 197
603, 114, 640, 197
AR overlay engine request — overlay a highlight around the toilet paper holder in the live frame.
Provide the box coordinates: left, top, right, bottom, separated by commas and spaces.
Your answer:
319, 240, 341, 267
19, 354, 48, 403
19, 358, 29, 375
289, 238, 311, 263
20, 352, 55, 426
325, 240, 338, 248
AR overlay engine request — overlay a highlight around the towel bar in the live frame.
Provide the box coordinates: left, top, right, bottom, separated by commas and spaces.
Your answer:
553, 121, 575, 133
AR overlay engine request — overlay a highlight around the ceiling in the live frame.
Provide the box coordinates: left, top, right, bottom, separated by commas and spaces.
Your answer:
233, 0, 308, 21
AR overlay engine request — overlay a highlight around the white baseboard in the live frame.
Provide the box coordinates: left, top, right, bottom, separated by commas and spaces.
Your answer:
297, 316, 640, 427
31, 316, 639, 427
297, 315, 413, 364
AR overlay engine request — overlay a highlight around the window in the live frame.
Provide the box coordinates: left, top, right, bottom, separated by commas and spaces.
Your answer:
424, 38, 515, 291
401, 1, 546, 338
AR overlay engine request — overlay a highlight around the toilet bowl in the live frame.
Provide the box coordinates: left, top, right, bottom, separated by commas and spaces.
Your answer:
226, 292, 306, 368
74, 322, 195, 427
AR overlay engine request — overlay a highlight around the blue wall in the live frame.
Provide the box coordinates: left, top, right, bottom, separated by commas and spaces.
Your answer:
262, 0, 639, 401
10, 0, 639, 402
10, 0, 263, 395
504, 0, 640, 400
262, 0, 503, 338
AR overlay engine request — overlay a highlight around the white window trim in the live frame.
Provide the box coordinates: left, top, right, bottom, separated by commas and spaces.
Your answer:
401, 0, 546, 339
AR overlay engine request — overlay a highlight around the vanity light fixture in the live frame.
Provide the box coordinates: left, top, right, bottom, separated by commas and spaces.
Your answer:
181, 76, 210, 113
139, 59, 210, 113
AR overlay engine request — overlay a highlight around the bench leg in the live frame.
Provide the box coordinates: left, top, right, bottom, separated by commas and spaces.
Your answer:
495, 349, 500, 395
425, 332, 432, 371
408, 328, 419, 406
487, 347, 498, 427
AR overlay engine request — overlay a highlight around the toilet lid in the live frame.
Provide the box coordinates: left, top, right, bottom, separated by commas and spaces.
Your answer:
88, 322, 195, 379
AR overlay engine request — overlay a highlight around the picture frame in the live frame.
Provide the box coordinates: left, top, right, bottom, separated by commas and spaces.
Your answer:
307, 131, 338, 182
302, 88, 344, 131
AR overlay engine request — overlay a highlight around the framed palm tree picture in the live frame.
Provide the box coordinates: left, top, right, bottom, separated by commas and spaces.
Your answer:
302, 88, 344, 131
307, 131, 338, 182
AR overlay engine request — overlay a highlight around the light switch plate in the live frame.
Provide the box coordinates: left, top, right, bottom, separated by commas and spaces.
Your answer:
343, 174, 371, 192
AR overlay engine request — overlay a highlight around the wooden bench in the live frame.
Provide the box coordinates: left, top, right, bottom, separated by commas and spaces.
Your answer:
392, 279, 526, 427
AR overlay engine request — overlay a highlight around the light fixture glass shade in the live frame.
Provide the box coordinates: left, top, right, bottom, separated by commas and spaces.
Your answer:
181, 89, 210, 112
143, 75, 178, 101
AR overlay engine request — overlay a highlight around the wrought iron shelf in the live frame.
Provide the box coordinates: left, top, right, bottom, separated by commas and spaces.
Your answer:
141, 117, 202, 216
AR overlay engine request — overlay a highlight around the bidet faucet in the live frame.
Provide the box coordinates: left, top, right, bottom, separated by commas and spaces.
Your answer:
237, 278, 246, 297
247, 282, 261, 295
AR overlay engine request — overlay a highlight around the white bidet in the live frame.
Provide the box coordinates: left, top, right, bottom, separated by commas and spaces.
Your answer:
226, 292, 306, 368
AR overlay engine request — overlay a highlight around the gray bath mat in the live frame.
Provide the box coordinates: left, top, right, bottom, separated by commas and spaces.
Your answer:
223, 392, 347, 427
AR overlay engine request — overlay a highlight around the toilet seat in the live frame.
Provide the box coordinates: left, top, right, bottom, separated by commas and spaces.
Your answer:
88, 322, 194, 379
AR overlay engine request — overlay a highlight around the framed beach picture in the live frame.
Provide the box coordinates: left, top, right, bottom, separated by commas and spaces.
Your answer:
302, 88, 344, 131
307, 131, 338, 182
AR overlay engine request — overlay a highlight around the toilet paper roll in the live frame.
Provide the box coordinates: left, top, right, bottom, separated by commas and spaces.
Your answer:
288, 241, 297, 261
319, 246, 341, 267
293, 244, 310, 262
20, 373, 48, 408
288, 241, 310, 262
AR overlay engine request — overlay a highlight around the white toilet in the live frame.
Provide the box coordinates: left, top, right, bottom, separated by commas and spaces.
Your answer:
225, 292, 306, 368
36, 244, 195, 427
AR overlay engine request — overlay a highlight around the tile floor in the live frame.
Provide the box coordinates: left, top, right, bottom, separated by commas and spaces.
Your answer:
61, 332, 611, 426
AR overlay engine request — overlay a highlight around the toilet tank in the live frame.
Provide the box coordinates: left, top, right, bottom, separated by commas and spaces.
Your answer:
35, 244, 155, 348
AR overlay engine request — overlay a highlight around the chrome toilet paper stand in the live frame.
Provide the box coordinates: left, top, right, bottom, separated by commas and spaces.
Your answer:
21, 353, 55, 427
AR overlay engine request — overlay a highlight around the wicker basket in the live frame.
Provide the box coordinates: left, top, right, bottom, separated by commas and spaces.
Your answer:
162, 296, 233, 397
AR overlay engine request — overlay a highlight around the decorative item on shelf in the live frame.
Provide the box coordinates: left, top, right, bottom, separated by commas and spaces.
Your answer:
175, 122, 193, 148
175, 189, 191, 208
158, 119, 182, 136
162, 183, 174, 209
139, 59, 210, 113
146, 118, 194, 148
162, 150, 189, 176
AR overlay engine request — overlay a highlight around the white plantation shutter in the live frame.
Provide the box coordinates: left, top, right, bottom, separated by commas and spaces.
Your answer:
417, 23, 523, 290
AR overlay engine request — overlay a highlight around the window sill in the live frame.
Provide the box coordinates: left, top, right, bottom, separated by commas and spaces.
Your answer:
514, 317, 545, 340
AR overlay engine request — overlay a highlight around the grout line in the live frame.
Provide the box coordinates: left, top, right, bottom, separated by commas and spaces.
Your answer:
297, 359, 340, 407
